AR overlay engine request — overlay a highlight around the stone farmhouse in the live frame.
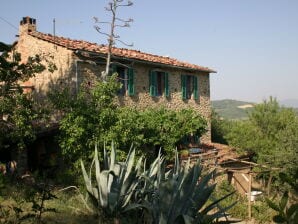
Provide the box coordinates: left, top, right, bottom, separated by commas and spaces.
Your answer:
16, 16, 216, 144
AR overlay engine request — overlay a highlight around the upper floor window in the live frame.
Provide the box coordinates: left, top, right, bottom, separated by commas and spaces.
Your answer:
112, 65, 134, 96
149, 70, 169, 97
181, 74, 198, 100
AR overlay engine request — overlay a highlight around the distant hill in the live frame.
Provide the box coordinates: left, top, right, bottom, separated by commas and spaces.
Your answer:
212, 99, 298, 120
280, 99, 298, 108
212, 99, 255, 120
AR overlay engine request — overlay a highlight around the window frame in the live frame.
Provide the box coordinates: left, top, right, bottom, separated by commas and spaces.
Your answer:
112, 65, 134, 96
149, 70, 169, 97
181, 74, 199, 100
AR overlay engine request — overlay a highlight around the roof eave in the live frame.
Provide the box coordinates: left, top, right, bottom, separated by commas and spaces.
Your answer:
75, 49, 216, 73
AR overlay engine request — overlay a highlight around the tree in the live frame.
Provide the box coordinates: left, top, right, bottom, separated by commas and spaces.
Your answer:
94, 0, 133, 80
0, 42, 54, 150
226, 97, 298, 189
211, 109, 229, 144
50, 75, 121, 165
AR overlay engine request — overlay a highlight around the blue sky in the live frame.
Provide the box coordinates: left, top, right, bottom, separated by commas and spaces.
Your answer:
1, 0, 298, 102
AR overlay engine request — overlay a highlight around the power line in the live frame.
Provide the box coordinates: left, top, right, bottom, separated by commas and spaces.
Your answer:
0, 17, 18, 30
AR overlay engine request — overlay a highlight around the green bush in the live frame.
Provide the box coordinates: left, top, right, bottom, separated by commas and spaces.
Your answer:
51, 74, 207, 169
253, 198, 277, 223
213, 180, 247, 220
225, 97, 298, 191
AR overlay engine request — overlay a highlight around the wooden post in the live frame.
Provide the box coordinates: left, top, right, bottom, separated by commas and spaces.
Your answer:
247, 172, 252, 219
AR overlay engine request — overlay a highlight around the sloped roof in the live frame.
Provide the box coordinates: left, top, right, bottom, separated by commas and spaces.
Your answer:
29, 31, 216, 73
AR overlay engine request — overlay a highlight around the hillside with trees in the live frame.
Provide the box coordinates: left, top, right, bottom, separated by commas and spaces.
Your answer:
212, 99, 255, 120
212, 99, 298, 120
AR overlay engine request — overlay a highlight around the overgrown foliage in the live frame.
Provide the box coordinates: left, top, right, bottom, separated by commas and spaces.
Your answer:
265, 172, 298, 224
266, 191, 298, 224
50, 75, 121, 165
211, 109, 230, 144
50, 75, 207, 167
0, 42, 55, 150
80, 143, 142, 223
212, 180, 247, 220
0, 174, 57, 224
224, 97, 298, 190
111, 107, 206, 156
81, 143, 235, 223
140, 155, 235, 224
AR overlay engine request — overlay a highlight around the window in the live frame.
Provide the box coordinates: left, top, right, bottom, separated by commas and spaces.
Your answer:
181, 75, 198, 100
149, 70, 169, 97
112, 65, 134, 96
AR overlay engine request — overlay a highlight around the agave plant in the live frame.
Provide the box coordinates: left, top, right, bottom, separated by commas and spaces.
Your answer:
80, 143, 143, 223
81, 144, 236, 223
139, 152, 236, 224
266, 191, 298, 224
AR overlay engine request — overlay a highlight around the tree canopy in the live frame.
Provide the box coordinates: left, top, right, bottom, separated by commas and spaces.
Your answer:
225, 97, 298, 188
0, 42, 54, 150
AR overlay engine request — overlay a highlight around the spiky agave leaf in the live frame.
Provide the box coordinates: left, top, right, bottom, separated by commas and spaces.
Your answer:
110, 141, 116, 170
140, 156, 236, 224
169, 164, 201, 221
81, 143, 143, 220
94, 146, 104, 206
103, 142, 109, 170
200, 191, 235, 216
81, 159, 92, 193
124, 146, 136, 181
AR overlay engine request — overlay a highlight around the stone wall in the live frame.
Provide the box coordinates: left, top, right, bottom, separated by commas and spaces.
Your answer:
115, 63, 211, 142
74, 62, 211, 141
16, 28, 76, 100
16, 21, 211, 142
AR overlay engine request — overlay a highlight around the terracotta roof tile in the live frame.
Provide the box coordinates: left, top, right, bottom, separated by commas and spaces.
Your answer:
30, 32, 216, 73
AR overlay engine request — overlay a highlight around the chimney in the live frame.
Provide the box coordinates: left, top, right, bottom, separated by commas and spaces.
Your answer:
19, 16, 36, 35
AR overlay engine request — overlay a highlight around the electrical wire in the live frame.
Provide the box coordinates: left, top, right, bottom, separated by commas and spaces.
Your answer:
0, 17, 18, 30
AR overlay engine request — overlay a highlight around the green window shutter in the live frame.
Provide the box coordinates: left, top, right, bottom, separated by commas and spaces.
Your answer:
111, 64, 117, 76
128, 68, 134, 96
149, 71, 157, 96
193, 76, 198, 100
164, 72, 169, 97
181, 75, 187, 100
